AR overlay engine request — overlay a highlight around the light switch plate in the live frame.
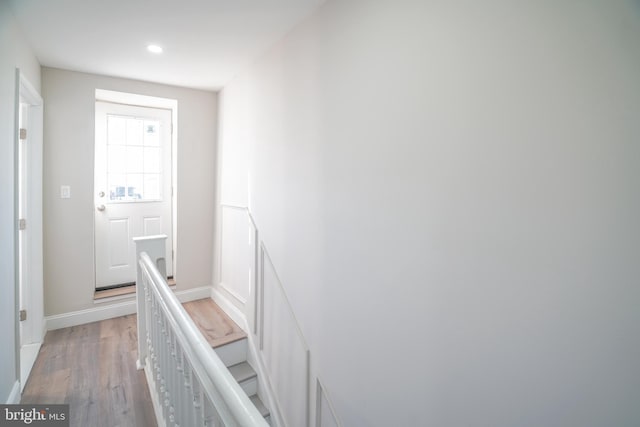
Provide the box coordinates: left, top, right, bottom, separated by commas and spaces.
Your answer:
60, 185, 71, 199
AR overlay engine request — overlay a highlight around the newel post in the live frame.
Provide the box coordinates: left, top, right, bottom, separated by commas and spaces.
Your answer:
134, 234, 168, 370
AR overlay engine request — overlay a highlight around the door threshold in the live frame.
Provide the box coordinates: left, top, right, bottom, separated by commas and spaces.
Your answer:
94, 278, 176, 300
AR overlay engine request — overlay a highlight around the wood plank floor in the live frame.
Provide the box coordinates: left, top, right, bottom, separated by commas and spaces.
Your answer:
21, 314, 157, 427
21, 299, 244, 427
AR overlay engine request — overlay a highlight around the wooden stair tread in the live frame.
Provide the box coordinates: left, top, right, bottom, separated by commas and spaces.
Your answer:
182, 298, 246, 348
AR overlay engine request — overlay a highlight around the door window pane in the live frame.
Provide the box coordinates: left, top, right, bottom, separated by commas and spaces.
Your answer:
144, 147, 161, 173
108, 116, 126, 145
144, 174, 161, 200
126, 174, 143, 200
108, 145, 126, 174
126, 146, 144, 173
144, 120, 160, 146
106, 114, 165, 202
126, 118, 143, 146
108, 174, 126, 200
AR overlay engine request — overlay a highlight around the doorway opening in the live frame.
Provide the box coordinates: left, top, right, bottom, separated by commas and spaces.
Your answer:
94, 90, 178, 293
16, 71, 44, 392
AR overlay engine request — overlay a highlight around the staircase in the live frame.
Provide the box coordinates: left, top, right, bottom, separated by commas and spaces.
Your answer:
214, 337, 271, 424
183, 299, 271, 425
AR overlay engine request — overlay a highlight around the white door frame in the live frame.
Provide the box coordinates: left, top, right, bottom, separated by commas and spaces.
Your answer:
94, 102, 173, 287
14, 70, 45, 392
94, 89, 178, 284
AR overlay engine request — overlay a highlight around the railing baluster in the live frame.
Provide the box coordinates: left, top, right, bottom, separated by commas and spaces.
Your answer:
153, 292, 162, 404
134, 236, 268, 427
203, 396, 216, 427
178, 345, 189, 427
182, 358, 194, 427
169, 329, 178, 426
166, 325, 173, 426
174, 341, 183, 426
160, 309, 167, 422
193, 377, 204, 426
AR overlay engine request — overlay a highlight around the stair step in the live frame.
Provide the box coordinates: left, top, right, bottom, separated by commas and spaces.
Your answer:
183, 298, 246, 348
250, 394, 270, 419
229, 361, 258, 395
228, 361, 256, 382
214, 337, 247, 367
183, 299, 268, 420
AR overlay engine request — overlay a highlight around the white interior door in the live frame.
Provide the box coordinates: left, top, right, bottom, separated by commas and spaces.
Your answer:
94, 102, 173, 289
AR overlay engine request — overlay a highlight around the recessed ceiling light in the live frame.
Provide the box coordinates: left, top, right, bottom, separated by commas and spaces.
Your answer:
147, 44, 163, 54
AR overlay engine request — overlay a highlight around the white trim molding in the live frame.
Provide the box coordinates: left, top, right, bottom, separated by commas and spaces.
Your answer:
216, 202, 317, 427
46, 285, 212, 330
315, 379, 342, 427
15, 69, 45, 402
46, 299, 138, 331
20, 342, 42, 393
220, 282, 248, 305
6, 381, 20, 404
259, 242, 311, 427
211, 286, 248, 332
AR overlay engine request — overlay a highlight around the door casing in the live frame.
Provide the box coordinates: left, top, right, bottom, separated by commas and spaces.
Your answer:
15, 69, 45, 392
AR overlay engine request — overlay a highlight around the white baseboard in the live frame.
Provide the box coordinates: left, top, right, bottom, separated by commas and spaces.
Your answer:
46, 299, 137, 331
211, 286, 249, 332
40, 318, 47, 341
175, 285, 213, 303
20, 342, 42, 392
46, 285, 212, 330
6, 381, 20, 404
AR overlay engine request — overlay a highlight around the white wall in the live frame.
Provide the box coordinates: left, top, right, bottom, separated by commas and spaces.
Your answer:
216, 0, 640, 426
41, 68, 217, 316
0, 2, 41, 403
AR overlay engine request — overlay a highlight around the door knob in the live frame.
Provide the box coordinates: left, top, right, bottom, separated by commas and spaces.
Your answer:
98, 191, 105, 197
97, 204, 106, 211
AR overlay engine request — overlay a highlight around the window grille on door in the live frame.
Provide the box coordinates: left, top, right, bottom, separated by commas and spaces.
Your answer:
107, 115, 162, 202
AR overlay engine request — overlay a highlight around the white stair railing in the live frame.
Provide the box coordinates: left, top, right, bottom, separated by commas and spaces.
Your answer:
134, 235, 268, 427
